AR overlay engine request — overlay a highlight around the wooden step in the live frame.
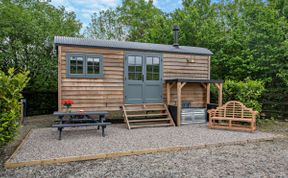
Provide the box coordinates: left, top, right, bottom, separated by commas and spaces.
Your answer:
127, 113, 168, 118
129, 118, 171, 123
125, 108, 166, 112
124, 103, 164, 106
121, 103, 175, 129
130, 123, 173, 129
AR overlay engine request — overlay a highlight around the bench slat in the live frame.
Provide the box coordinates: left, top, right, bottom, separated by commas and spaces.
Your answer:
53, 122, 111, 128
53, 111, 108, 116
210, 117, 253, 122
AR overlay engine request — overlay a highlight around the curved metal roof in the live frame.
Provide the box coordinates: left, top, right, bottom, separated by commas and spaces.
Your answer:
54, 36, 213, 56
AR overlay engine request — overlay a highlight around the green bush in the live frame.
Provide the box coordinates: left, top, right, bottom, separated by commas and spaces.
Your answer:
223, 80, 265, 113
0, 68, 29, 145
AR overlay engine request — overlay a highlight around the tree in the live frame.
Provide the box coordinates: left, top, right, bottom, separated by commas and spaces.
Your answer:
210, 0, 288, 84
0, 0, 82, 91
85, 9, 127, 41
172, 0, 220, 47
118, 0, 172, 43
85, 0, 172, 44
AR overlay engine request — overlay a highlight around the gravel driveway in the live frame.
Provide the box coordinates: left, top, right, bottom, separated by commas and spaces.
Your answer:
1, 138, 287, 177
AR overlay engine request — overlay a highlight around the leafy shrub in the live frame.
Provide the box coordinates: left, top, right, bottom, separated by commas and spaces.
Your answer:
223, 80, 265, 113
0, 68, 29, 145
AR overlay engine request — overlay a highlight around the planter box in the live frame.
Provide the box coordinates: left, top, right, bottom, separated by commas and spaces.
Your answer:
168, 105, 207, 125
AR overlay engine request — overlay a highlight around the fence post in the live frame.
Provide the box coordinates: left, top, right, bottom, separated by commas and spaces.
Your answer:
20, 99, 26, 124
20, 101, 24, 124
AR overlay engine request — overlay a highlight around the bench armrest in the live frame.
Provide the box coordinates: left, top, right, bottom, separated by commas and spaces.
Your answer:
208, 109, 216, 117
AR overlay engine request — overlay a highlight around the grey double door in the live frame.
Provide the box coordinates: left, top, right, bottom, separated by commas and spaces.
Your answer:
124, 52, 163, 104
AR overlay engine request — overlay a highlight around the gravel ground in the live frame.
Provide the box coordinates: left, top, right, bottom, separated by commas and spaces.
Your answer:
0, 115, 55, 169
8, 124, 277, 163
1, 138, 287, 177
1, 115, 287, 177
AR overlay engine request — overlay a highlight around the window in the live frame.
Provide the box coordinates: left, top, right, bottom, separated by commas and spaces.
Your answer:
66, 53, 103, 78
87, 57, 100, 74
146, 56, 160, 80
128, 55, 143, 80
70, 56, 84, 74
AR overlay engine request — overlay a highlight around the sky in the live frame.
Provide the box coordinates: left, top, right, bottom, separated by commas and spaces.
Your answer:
50, 0, 182, 31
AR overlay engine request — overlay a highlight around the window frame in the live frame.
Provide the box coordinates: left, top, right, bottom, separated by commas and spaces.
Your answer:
66, 53, 104, 78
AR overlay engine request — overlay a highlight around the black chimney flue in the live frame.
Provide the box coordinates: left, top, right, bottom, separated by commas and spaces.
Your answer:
173, 25, 180, 48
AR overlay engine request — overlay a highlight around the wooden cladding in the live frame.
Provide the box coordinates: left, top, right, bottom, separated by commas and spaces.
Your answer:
165, 83, 207, 107
59, 46, 124, 111
163, 53, 209, 80
58, 46, 210, 112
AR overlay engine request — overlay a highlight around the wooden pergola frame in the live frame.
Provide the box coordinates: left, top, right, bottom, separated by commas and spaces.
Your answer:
166, 79, 224, 126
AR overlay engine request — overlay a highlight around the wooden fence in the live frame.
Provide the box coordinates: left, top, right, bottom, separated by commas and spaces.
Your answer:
261, 92, 288, 120
22, 91, 58, 116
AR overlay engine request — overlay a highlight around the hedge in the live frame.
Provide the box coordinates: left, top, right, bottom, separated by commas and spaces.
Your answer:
223, 79, 265, 113
0, 68, 29, 145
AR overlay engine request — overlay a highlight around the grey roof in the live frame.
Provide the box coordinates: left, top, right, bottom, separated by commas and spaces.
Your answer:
54, 36, 213, 56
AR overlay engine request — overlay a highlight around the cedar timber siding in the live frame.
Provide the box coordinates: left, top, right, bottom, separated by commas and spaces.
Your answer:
163, 53, 210, 107
59, 46, 124, 111
58, 46, 210, 111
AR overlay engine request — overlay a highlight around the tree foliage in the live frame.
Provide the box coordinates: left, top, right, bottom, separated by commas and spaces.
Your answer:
0, 0, 81, 91
0, 68, 29, 145
86, 0, 173, 44
117, 0, 173, 44
85, 8, 127, 41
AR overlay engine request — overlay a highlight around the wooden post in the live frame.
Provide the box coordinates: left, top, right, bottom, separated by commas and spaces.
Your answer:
58, 46, 62, 111
167, 82, 176, 105
217, 83, 223, 106
166, 82, 170, 105
206, 83, 210, 105
177, 81, 182, 127
176, 82, 186, 126
20, 101, 24, 124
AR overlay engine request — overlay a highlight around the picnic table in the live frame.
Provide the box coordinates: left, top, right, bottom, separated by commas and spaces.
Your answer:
53, 111, 111, 140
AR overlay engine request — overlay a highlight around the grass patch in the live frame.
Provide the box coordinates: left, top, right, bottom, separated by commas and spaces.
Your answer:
258, 119, 288, 136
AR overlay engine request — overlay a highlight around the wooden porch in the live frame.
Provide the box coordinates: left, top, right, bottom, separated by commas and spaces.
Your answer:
166, 79, 224, 126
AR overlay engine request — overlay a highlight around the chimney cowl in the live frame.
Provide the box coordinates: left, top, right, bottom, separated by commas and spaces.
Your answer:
173, 25, 180, 31
173, 25, 180, 48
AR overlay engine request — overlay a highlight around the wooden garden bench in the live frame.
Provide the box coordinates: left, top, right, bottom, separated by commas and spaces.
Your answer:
208, 101, 257, 132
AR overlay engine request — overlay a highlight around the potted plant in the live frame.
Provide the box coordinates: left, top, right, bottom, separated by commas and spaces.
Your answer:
62, 99, 74, 112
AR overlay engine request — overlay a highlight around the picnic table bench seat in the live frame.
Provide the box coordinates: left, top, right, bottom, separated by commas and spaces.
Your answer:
208, 101, 257, 132
53, 111, 111, 140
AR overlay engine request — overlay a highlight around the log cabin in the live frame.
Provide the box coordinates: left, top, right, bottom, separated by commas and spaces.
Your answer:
54, 26, 223, 129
